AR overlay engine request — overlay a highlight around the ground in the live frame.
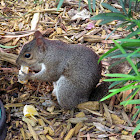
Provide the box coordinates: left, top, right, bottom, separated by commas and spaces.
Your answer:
0, 0, 139, 140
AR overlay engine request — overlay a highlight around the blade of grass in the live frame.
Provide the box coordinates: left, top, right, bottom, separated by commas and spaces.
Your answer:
0, 44, 17, 49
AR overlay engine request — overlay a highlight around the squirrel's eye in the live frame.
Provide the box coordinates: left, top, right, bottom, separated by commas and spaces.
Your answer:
24, 53, 31, 58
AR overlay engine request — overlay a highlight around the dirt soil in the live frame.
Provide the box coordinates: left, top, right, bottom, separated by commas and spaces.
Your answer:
0, 0, 139, 139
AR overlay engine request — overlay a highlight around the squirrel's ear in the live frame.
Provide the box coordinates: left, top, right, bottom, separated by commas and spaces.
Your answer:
34, 31, 42, 39
34, 31, 46, 53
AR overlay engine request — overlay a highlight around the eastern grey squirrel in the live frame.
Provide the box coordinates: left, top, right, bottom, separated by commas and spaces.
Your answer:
16, 31, 104, 109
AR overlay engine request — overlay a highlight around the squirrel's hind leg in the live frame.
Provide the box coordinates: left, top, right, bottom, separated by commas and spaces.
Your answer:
54, 76, 89, 109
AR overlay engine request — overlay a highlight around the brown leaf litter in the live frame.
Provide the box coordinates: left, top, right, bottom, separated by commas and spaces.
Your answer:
0, 0, 140, 139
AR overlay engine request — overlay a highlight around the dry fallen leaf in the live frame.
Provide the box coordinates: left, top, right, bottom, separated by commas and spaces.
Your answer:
93, 122, 114, 133
77, 101, 99, 110
68, 9, 90, 20
111, 114, 125, 125
76, 112, 85, 118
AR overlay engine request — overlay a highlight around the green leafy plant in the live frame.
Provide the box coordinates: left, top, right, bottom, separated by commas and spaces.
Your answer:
100, 39, 140, 135
91, 0, 140, 39
90, 0, 140, 135
100, 39, 140, 100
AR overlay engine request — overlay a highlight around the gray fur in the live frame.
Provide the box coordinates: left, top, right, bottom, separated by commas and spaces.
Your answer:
16, 31, 102, 109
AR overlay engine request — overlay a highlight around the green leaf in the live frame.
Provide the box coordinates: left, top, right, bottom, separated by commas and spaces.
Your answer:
135, 106, 140, 109
106, 50, 122, 57
126, 23, 137, 30
120, 0, 128, 16
78, 0, 82, 11
111, 53, 140, 59
126, 29, 140, 38
99, 19, 114, 25
100, 82, 138, 101
91, 13, 127, 21
128, 0, 132, 17
121, 42, 140, 50
87, 0, 92, 12
92, 0, 96, 11
109, 58, 127, 71
109, 81, 125, 89
125, 88, 139, 100
136, 119, 140, 124
132, 122, 140, 135
118, 39, 140, 42
105, 73, 136, 78
113, 40, 140, 76
129, 62, 140, 76
133, 20, 140, 28
104, 77, 138, 82
123, 88, 140, 106
0, 44, 17, 49
121, 99, 140, 105
109, 85, 140, 94
126, 48, 140, 59
101, 3, 121, 13
113, 40, 126, 53
57, 0, 64, 11
132, 108, 140, 120
98, 46, 117, 63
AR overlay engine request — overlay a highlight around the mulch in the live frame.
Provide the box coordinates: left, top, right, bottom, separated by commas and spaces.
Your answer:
0, 0, 139, 139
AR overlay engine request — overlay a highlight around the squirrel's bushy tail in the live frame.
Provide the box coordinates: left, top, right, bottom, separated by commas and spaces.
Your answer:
89, 58, 131, 101
89, 82, 110, 101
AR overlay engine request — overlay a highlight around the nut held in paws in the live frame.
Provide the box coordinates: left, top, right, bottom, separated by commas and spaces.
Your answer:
18, 65, 29, 84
